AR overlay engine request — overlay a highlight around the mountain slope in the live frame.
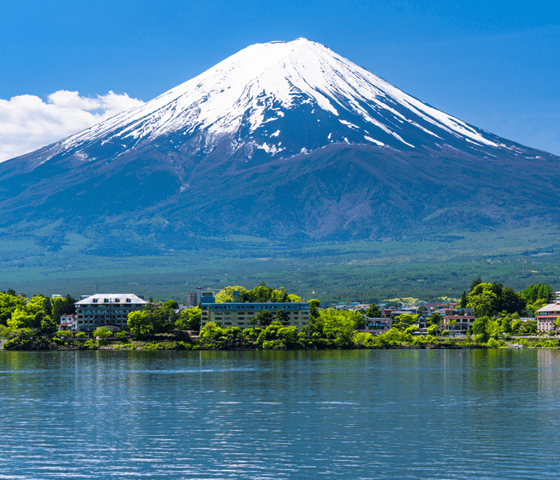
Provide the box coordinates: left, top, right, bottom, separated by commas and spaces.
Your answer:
0, 38, 559, 255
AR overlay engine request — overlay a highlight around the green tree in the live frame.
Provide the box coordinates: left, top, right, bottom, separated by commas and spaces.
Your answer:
496, 286, 526, 315
248, 316, 259, 327
8, 308, 34, 329
43, 297, 52, 317
276, 309, 290, 326
426, 313, 443, 327
354, 312, 365, 330
470, 277, 482, 292
365, 303, 381, 317
271, 287, 290, 303
394, 313, 419, 330
51, 295, 76, 323
215, 286, 249, 303
216, 284, 297, 304
127, 310, 155, 337
497, 312, 515, 334
134, 304, 172, 334
256, 311, 275, 327
0, 292, 26, 326
162, 299, 179, 310
519, 320, 537, 335
26, 296, 46, 316
471, 315, 499, 342
176, 307, 201, 332
308, 299, 320, 320
199, 321, 225, 341
251, 283, 275, 302
93, 326, 112, 341
308, 300, 324, 336
277, 326, 299, 348
319, 309, 361, 348
33, 311, 46, 330
256, 321, 283, 346
468, 283, 498, 316
459, 291, 468, 308
427, 325, 438, 336
468, 282, 525, 316
41, 315, 58, 336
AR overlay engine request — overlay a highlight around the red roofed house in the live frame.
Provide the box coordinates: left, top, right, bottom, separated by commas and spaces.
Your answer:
59, 314, 77, 331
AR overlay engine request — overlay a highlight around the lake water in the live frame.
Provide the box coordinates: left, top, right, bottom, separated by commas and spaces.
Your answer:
1, 349, 560, 479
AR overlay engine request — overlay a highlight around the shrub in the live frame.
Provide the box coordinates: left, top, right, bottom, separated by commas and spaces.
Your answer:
427, 325, 438, 336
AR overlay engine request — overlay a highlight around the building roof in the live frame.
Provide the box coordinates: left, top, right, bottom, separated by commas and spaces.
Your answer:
537, 303, 560, 313
75, 294, 148, 306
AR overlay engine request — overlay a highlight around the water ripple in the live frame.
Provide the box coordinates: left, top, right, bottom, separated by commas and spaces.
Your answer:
1, 350, 560, 478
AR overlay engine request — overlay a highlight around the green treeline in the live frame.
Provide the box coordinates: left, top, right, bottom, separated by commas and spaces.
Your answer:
458, 279, 552, 317
215, 283, 301, 303
0, 279, 558, 351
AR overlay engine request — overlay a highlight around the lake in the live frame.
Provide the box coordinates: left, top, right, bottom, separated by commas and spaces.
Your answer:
1, 349, 560, 479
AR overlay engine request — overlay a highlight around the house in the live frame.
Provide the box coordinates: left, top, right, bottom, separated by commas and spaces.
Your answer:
74, 294, 148, 333
361, 317, 392, 335
443, 315, 476, 332
59, 314, 77, 332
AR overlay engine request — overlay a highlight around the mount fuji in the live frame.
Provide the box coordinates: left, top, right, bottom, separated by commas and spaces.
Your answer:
1, 38, 559, 254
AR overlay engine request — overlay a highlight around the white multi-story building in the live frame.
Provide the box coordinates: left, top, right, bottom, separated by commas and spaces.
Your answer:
537, 303, 560, 332
75, 294, 148, 333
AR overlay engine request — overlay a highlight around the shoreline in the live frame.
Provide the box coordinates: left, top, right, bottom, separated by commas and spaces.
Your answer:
0, 338, 540, 352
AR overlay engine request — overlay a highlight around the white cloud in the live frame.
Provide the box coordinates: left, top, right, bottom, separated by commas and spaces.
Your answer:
0, 90, 144, 162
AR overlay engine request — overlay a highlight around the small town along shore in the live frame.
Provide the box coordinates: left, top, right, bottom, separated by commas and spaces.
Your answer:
2, 280, 560, 352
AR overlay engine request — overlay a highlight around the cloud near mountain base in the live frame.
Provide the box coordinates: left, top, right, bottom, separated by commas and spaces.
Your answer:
0, 90, 144, 162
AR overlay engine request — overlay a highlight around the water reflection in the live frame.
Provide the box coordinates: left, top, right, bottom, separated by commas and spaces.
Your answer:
1, 350, 560, 478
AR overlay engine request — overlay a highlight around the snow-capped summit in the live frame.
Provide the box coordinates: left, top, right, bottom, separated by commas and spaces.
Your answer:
41, 37, 507, 166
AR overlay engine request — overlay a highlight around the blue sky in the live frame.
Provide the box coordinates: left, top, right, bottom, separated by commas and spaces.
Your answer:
0, 0, 558, 159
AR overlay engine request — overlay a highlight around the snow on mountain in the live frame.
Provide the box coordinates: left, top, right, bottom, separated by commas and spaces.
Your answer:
1, 38, 560, 253
42, 38, 501, 165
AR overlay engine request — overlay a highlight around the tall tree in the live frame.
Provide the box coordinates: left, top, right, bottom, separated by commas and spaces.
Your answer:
470, 277, 482, 292
176, 307, 201, 332
256, 311, 275, 327
276, 309, 290, 326
365, 304, 381, 317
459, 291, 468, 308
